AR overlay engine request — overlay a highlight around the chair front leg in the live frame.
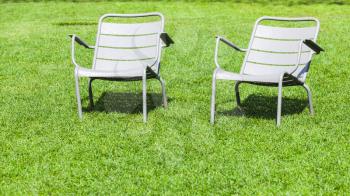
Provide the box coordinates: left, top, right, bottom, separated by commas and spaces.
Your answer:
142, 70, 147, 123
210, 70, 218, 124
276, 74, 285, 126
75, 69, 83, 119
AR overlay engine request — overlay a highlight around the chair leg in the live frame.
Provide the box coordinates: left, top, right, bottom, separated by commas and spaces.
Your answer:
75, 72, 83, 119
142, 72, 147, 123
277, 80, 283, 126
158, 77, 168, 108
88, 78, 94, 109
303, 83, 314, 115
210, 74, 217, 124
234, 81, 241, 107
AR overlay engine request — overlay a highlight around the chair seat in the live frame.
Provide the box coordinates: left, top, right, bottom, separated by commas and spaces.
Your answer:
215, 68, 282, 83
76, 67, 145, 78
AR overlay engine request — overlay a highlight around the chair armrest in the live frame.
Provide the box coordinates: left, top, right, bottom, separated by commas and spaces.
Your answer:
216, 36, 247, 52
70, 34, 94, 68
290, 39, 324, 76
160, 32, 174, 47
303, 39, 324, 54
68, 34, 95, 49
214, 35, 247, 68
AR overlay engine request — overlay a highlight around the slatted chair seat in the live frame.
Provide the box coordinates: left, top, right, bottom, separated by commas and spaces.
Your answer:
76, 66, 145, 78
215, 68, 284, 83
210, 16, 324, 126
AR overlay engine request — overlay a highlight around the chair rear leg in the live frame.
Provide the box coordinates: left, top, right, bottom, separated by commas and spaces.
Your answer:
88, 78, 94, 109
158, 77, 168, 108
234, 81, 241, 107
75, 73, 83, 119
303, 84, 314, 115
142, 73, 147, 123
210, 76, 217, 124
277, 80, 283, 126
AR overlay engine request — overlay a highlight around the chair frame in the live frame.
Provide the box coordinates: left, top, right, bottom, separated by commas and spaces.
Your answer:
70, 13, 172, 122
210, 16, 323, 126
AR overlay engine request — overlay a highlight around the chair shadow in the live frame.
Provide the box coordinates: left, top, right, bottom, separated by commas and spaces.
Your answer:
84, 92, 168, 114
219, 94, 308, 119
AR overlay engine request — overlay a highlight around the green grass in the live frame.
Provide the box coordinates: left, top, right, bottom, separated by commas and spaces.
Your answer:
1, 0, 349, 5
1, 1, 350, 194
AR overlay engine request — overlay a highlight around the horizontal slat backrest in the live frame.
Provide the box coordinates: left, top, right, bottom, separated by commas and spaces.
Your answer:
242, 17, 319, 77
99, 34, 158, 48
93, 14, 164, 73
100, 21, 162, 36
247, 50, 311, 65
254, 25, 316, 40
251, 38, 311, 53
96, 47, 157, 61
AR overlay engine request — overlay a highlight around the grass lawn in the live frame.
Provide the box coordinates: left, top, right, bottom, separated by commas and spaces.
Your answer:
0, 1, 350, 194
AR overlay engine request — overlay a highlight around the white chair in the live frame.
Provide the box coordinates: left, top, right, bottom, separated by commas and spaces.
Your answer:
210, 16, 324, 126
70, 13, 173, 122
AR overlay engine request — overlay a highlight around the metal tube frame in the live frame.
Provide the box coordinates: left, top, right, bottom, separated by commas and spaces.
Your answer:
71, 13, 168, 122
211, 16, 320, 126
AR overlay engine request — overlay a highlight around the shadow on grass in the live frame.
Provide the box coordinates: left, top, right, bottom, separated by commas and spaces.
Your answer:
54, 21, 98, 26
219, 94, 308, 119
83, 92, 169, 114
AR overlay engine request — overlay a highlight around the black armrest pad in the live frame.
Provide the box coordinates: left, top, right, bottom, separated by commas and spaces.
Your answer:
69, 34, 90, 49
217, 36, 245, 52
303, 39, 324, 54
160, 33, 174, 47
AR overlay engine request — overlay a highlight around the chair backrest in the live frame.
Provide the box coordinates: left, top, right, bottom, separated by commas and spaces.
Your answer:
92, 13, 164, 74
241, 16, 320, 81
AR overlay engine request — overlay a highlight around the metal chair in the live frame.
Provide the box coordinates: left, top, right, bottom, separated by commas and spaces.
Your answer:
210, 16, 324, 126
70, 13, 173, 122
